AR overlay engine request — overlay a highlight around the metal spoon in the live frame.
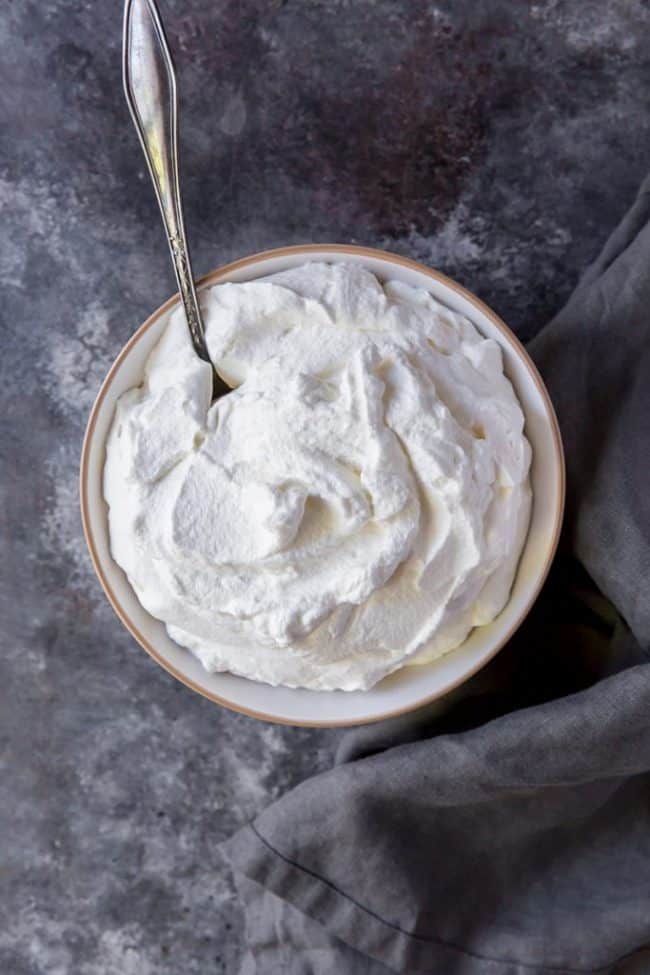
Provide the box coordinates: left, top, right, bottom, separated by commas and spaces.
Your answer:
123, 0, 229, 398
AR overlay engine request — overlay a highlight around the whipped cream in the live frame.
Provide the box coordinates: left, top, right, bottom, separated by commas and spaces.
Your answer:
104, 262, 532, 690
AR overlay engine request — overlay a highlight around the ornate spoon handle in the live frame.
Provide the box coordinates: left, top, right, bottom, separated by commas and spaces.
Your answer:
123, 0, 210, 364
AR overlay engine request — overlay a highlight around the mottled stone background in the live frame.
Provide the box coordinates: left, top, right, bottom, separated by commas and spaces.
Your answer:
1, 0, 649, 971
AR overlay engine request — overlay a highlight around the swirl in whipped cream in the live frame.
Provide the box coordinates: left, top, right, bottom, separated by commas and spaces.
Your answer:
104, 263, 532, 690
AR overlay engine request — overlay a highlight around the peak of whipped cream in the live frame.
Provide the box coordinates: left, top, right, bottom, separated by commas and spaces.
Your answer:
104, 262, 532, 691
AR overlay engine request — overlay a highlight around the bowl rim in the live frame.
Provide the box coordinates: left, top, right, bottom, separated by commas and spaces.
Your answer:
80, 243, 565, 727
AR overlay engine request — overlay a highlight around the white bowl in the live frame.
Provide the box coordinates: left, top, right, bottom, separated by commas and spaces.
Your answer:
81, 245, 564, 726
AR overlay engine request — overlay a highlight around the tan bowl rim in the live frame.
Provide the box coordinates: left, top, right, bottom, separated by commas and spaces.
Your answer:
80, 243, 566, 727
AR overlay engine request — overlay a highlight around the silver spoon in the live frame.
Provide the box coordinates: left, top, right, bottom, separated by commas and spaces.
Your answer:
123, 0, 229, 398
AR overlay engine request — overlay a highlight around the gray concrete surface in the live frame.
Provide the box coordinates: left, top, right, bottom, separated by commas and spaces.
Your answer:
2, 1, 650, 971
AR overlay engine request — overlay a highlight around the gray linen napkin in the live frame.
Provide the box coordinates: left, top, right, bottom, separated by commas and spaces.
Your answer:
223, 177, 650, 975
